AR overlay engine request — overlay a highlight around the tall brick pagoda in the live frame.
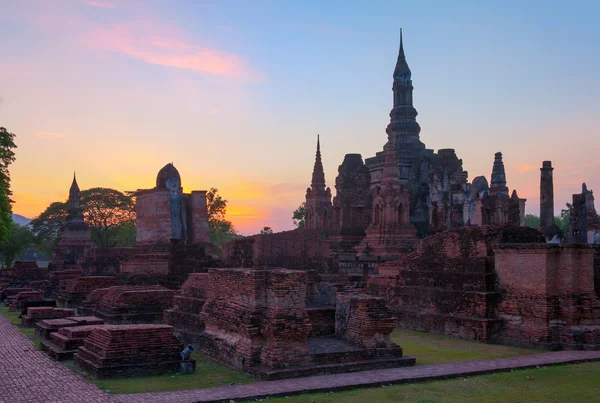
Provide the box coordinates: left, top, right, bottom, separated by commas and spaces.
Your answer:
304, 135, 333, 232
52, 173, 94, 268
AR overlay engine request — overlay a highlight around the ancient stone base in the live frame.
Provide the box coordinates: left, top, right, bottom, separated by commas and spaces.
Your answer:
35, 317, 104, 340
73, 324, 190, 379
42, 325, 106, 361
91, 286, 175, 324
398, 310, 504, 342
21, 307, 75, 327
199, 335, 415, 380
9, 291, 44, 311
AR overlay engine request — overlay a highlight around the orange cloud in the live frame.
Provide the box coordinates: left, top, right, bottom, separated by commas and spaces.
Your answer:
517, 164, 539, 173
34, 131, 65, 138
80, 21, 261, 80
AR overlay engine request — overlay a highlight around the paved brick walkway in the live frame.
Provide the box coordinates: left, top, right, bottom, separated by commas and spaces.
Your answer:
0, 314, 111, 403
1, 312, 599, 403
114, 350, 600, 403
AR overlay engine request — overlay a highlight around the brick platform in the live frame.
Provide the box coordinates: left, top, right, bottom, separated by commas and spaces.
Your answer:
21, 306, 75, 327
9, 291, 44, 311
74, 324, 194, 378
35, 316, 105, 340
0, 287, 32, 301
42, 324, 107, 360
164, 273, 208, 344
57, 276, 117, 308
92, 286, 175, 324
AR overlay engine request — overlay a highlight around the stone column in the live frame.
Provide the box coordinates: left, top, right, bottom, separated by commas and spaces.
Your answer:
540, 161, 554, 233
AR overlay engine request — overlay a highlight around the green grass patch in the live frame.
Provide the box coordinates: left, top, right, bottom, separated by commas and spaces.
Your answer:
0, 304, 41, 346
93, 357, 255, 394
266, 361, 600, 402
391, 328, 537, 365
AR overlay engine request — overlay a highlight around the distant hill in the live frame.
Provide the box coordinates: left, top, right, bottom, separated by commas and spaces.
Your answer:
12, 214, 32, 227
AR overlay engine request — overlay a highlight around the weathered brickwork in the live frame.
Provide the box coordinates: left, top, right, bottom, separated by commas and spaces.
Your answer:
92, 285, 175, 324
222, 229, 331, 271
21, 307, 75, 327
42, 324, 108, 360
57, 276, 116, 308
335, 294, 399, 351
191, 268, 413, 379
164, 273, 209, 342
35, 316, 105, 340
10, 291, 44, 311
494, 244, 600, 349
74, 324, 192, 378
0, 261, 45, 287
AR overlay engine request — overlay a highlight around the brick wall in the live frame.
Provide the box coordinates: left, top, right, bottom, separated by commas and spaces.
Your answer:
223, 229, 331, 270
135, 189, 171, 245
494, 244, 600, 348
335, 294, 396, 349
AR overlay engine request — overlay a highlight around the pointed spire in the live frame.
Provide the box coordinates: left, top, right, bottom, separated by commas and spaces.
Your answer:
393, 28, 411, 81
490, 152, 508, 196
70, 171, 80, 194
311, 134, 326, 190
399, 28, 404, 57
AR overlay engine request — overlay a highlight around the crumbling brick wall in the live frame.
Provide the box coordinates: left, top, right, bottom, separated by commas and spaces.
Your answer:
199, 268, 312, 370
494, 244, 600, 349
222, 229, 331, 271
368, 226, 544, 342
335, 294, 397, 350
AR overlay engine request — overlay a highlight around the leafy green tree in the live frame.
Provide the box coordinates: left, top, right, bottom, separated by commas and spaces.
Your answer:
81, 187, 135, 247
260, 226, 273, 234
292, 202, 305, 228
206, 188, 238, 249
29, 201, 68, 255
524, 214, 540, 229
556, 203, 572, 238
30, 187, 136, 250
0, 127, 17, 242
0, 222, 34, 267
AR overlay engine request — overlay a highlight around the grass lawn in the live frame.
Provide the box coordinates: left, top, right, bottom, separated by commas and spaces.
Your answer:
391, 328, 538, 365
266, 361, 600, 402
0, 304, 40, 346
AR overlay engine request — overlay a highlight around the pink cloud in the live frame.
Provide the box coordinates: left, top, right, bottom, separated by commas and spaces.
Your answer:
75, 0, 116, 8
80, 21, 261, 80
35, 131, 65, 138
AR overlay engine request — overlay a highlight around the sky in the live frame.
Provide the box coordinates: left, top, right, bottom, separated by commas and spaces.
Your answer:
1, 0, 599, 235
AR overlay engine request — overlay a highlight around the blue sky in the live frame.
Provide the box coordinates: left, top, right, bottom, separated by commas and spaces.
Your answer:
0, 0, 598, 233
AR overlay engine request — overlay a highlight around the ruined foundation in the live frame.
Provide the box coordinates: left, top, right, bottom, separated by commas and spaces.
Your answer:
74, 324, 193, 378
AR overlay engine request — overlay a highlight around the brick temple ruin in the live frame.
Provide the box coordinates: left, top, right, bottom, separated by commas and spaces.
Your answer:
1, 31, 599, 384
166, 267, 414, 379
47, 163, 219, 286
221, 33, 600, 352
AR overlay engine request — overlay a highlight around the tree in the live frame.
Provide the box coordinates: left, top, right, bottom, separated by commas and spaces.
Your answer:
81, 187, 135, 248
206, 188, 238, 249
30, 187, 136, 250
292, 202, 305, 228
29, 201, 68, 255
524, 214, 540, 229
0, 222, 33, 267
0, 127, 17, 242
556, 202, 572, 241
260, 226, 273, 234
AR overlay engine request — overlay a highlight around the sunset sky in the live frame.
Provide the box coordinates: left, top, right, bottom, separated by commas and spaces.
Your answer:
1, 0, 598, 234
